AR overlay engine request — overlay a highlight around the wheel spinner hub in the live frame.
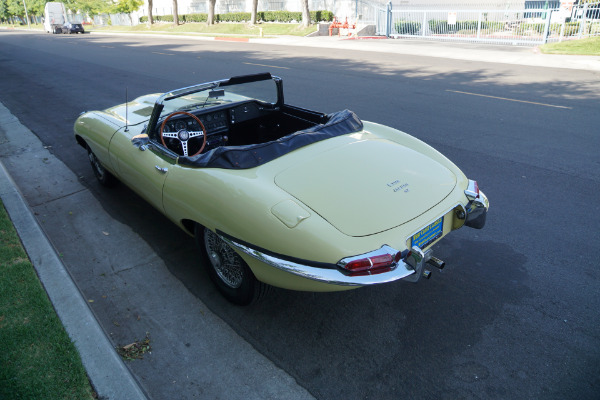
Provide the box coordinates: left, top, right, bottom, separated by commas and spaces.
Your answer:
205, 230, 244, 289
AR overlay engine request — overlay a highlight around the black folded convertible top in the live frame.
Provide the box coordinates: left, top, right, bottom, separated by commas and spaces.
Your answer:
178, 109, 363, 169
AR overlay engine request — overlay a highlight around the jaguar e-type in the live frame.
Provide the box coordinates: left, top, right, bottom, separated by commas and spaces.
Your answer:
74, 73, 489, 305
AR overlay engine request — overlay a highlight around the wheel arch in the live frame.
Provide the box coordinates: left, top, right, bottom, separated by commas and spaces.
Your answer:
75, 134, 88, 149
181, 219, 197, 236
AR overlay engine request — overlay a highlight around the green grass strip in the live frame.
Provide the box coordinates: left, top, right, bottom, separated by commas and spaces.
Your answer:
539, 36, 600, 55
0, 200, 95, 400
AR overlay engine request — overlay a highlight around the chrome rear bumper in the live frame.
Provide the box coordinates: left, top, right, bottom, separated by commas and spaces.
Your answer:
220, 234, 424, 287
220, 181, 489, 287
465, 180, 489, 229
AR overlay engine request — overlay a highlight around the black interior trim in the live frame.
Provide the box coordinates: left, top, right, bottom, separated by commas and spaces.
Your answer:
178, 109, 363, 169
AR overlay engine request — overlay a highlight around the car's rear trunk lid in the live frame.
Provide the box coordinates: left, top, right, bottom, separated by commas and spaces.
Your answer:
274, 138, 457, 237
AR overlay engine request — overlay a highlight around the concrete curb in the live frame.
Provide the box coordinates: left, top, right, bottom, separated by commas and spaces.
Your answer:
0, 118, 148, 400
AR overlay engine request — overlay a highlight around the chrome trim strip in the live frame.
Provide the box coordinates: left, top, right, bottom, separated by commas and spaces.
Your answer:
465, 179, 479, 200
464, 179, 489, 211
219, 236, 417, 286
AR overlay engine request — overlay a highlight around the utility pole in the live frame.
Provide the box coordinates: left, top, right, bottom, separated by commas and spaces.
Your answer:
22, 0, 31, 29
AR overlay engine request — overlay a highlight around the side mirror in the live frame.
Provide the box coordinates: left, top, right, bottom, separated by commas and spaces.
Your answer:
132, 134, 150, 151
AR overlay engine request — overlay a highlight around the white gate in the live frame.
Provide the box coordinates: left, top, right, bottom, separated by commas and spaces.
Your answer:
358, 1, 600, 45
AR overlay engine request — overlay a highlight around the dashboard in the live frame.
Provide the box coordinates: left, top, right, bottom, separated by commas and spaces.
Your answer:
162, 109, 228, 135
161, 101, 266, 134
158, 101, 268, 154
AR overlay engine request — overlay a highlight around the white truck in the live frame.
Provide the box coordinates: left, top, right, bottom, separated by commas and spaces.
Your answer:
44, 2, 68, 34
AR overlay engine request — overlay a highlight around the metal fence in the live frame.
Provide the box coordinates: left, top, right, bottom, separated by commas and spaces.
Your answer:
358, 0, 600, 45
357, 0, 387, 30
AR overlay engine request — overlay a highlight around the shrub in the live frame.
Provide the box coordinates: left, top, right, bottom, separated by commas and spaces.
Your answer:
394, 21, 421, 34
184, 13, 208, 23
260, 11, 299, 22
427, 19, 478, 34
139, 10, 333, 25
311, 10, 334, 22
217, 12, 251, 22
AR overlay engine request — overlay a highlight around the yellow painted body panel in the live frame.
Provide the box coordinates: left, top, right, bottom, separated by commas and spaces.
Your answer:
274, 137, 457, 236
74, 95, 472, 292
109, 128, 172, 213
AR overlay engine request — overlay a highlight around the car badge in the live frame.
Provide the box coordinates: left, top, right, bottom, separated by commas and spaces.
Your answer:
179, 130, 189, 141
387, 180, 410, 193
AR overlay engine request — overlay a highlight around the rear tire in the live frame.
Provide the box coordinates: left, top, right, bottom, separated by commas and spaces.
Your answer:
196, 225, 269, 305
87, 146, 117, 187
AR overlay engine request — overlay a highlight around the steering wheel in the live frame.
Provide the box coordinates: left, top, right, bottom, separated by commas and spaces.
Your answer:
159, 111, 207, 157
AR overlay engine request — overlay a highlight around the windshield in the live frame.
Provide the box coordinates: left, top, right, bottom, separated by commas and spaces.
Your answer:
147, 73, 282, 139
158, 76, 279, 120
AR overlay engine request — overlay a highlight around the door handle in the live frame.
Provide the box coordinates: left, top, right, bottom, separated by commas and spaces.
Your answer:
155, 166, 168, 174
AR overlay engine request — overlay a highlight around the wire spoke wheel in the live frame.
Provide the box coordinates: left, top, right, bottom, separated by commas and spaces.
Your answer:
204, 229, 245, 289
88, 151, 106, 180
87, 146, 116, 187
196, 225, 270, 305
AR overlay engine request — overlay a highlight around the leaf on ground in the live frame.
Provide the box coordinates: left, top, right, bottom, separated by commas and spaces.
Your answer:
117, 333, 151, 361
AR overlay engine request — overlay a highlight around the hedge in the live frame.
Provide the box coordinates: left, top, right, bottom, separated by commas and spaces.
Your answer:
394, 21, 421, 34
140, 10, 334, 24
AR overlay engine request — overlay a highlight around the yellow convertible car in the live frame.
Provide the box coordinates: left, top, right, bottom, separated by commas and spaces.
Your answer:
74, 73, 489, 305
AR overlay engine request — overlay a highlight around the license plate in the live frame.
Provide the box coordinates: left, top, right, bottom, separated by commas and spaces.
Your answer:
412, 217, 443, 249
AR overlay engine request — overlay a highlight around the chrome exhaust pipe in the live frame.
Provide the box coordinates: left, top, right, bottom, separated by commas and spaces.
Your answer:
426, 256, 445, 270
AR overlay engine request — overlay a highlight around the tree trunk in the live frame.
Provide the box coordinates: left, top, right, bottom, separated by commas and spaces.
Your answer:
208, 0, 216, 25
147, 0, 154, 27
172, 0, 179, 26
250, 0, 258, 25
301, 0, 310, 28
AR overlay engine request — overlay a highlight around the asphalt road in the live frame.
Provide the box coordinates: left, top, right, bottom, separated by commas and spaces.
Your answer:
1, 30, 599, 399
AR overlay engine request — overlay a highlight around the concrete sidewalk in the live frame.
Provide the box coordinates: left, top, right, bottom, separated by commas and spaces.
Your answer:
90, 30, 600, 71
0, 104, 148, 400
258, 35, 600, 71
0, 101, 316, 400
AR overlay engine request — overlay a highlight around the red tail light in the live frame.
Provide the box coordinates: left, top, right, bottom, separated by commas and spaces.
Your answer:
338, 246, 402, 276
344, 253, 394, 272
